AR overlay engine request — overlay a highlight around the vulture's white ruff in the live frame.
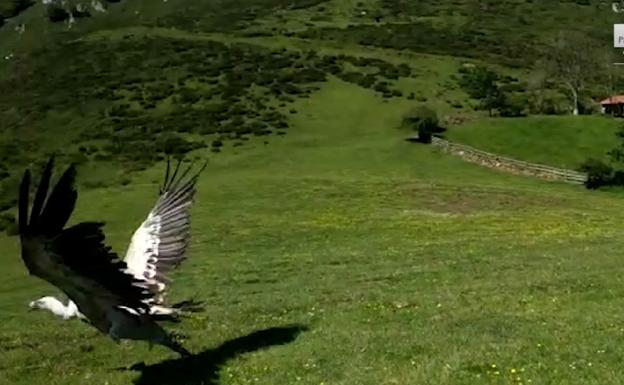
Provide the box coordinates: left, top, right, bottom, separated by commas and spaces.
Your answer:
29, 296, 85, 320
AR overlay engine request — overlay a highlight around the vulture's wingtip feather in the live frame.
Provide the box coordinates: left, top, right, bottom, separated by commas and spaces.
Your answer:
38, 161, 78, 235
160, 156, 172, 195
29, 156, 55, 230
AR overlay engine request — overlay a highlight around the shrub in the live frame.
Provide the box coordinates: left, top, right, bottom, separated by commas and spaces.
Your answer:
402, 106, 440, 143
374, 81, 390, 94
499, 94, 527, 117
178, 87, 201, 104
579, 158, 613, 189
457, 65, 506, 116
46, 5, 69, 22
156, 133, 198, 156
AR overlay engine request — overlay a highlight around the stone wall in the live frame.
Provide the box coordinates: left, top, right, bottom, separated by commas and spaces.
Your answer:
431, 137, 587, 184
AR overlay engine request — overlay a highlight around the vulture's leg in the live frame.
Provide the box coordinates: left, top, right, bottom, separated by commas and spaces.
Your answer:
160, 334, 191, 357
108, 308, 191, 356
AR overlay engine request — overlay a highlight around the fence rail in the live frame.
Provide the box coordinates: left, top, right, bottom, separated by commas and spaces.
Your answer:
430, 137, 587, 184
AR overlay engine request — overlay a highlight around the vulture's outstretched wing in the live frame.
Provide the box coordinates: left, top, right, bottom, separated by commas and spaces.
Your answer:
123, 158, 207, 306
18, 157, 151, 318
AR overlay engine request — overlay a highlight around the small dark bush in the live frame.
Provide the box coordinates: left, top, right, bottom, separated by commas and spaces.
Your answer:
47, 5, 69, 22
156, 133, 198, 156
402, 106, 440, 143
579, 158, 613, 189
499, 95, 527, 117
178, 87, 201, 104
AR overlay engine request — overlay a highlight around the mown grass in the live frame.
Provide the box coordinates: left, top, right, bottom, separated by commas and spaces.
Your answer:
446, 115, 621, 170
3, 80, 624, 385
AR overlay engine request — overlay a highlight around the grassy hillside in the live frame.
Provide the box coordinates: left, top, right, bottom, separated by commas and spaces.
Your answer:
0, 0, 617, 191
446, 116, 621, 170
5, 80, 624, 385
2, 0, 616, 65
0, 1, 473, 214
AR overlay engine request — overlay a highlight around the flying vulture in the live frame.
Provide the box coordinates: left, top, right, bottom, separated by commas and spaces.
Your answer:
18, 156, 206, 356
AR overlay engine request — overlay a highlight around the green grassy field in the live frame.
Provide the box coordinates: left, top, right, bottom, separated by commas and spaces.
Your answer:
4, 80, 624, 385
446, 115, 621, 170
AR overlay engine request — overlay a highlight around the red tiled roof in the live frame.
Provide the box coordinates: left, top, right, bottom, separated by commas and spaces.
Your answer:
600, 95, 624, 105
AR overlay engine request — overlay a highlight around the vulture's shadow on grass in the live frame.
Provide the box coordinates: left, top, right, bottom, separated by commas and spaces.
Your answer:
127, 324, 308, 385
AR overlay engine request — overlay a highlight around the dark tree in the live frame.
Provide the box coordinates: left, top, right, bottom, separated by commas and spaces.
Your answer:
457, 66, 506, 117
542, 32, 598, 115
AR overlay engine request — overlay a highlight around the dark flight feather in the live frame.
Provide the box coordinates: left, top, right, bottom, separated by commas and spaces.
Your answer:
18, 157, 151, 312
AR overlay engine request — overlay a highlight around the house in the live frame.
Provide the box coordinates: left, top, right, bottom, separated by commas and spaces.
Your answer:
599, 95, 624, 116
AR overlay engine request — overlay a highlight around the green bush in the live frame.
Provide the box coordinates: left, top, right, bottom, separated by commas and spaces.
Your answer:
457, 66, 507, 116
402, 106, 440, 143
46, 5, 69, 22
579, 158, 613, 189
499, 94, 527, 117
178, 87, 201, 104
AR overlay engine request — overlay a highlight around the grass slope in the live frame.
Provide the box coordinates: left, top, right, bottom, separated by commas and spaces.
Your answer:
446, 115, 621, 170
3, 80, 624, 385
0, 13, 468, 214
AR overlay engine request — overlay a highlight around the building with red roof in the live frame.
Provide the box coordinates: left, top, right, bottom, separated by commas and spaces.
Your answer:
599, 96, 624, 116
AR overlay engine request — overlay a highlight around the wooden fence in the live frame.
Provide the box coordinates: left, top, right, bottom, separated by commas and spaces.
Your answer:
429, 137, 587, 184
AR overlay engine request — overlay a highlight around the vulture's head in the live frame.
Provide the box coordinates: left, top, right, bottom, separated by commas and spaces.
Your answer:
28, 296, 60, 312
